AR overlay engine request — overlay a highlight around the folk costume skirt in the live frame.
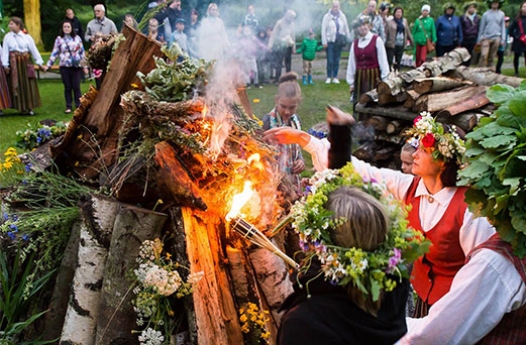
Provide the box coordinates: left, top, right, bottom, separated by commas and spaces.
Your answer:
0, 65, 11, 110
8, 51, 41, 112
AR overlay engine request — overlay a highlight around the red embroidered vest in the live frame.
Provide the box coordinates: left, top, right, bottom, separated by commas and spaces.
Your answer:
354, 35, 379, 69
405, 177, 468, 305
469, 233, 526, 345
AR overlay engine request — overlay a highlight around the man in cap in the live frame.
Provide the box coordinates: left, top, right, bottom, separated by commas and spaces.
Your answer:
379, 1, 391, 32
477, 0, 506, 67
352, 0, 386, 42
460, 1, 480, 65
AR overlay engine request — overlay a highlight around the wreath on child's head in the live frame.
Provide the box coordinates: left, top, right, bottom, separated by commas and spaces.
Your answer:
290, 163, 430, 301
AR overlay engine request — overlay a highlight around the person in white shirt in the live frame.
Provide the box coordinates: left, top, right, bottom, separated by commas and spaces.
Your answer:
263, 108, 496, 319
1, 16, 44, 115
321, 0, 351, 84
346, 15, 389, 107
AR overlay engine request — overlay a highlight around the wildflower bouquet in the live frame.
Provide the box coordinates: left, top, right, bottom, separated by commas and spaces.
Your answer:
290, 163, 430, 301
133, 239, 203, 345
238, 302, 271, 345
15, 122, 68, 150
0, 148, 27, 188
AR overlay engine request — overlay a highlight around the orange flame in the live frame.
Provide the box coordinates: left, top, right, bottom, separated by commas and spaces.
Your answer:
226, 181, 254, 221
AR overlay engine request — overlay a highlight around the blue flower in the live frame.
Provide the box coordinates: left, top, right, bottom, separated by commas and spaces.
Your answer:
7, 231, 16, 240
2, 212, 8, 221
12, 214, 18, 221
37, 136, 42, 144
22, 234, 29, 241
25, 163, 32, 173
9, 223, 18, 232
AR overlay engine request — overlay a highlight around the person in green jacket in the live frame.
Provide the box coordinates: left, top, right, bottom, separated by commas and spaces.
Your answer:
412, 4, 437, 67
296, 29, 323, 85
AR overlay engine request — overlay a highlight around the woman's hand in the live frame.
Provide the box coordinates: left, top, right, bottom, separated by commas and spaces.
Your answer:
326, 105, 355, 126
262, 127, 311, 147
292, 159, 305, 174
42, 65, 49, 72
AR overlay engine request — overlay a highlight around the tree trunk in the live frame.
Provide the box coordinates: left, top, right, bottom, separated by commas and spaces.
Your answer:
448, 66, 524, 87
435, 112, 480, 132
55, 26, 164, 180
181, 208, 244, 345
42, 222, 81, 342
59, 195, 116, 345
420, 47, 470, 77
95, 203, 168, 345
413, 86, 487, 113
412, 77, 469, 95
23, 0, 43, 49
435, 91, 490, 118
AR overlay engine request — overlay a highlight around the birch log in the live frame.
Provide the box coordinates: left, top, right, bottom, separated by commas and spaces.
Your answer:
95, 203, 168, 345
413, 86, 487, 113
450, 66, 524, 87
412, 77, 469, 95
59, 195, 117, 345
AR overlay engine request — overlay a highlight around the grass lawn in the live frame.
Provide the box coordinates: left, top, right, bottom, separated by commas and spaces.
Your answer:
0, 78, 93, 154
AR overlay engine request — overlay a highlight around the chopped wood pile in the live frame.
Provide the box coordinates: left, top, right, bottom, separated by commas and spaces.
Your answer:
23, 26, 297, 345
353, 47, 523, 168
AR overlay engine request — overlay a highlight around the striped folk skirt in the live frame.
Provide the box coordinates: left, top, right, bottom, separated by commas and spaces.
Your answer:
0, 65, 11, 110
354, 67, 380, 120
7, 51, 41, 112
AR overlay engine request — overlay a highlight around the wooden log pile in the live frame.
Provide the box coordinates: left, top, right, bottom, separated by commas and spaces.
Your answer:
23, 25, 299, 345
354, 47, 522, 167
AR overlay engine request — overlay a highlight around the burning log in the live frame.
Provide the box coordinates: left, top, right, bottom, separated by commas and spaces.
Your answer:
96, 203, 168, 345
181, 208, 244, 345
412, 77, 470, 95
412, 85, 487, 113
154, 141, 207, 210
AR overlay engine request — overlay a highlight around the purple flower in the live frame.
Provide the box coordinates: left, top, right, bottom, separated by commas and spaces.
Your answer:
299, 240, 309, 251
387, 248, 402, 274
37, 136, 42, 144
2, 212, 8, 221
25, 163, 32, 173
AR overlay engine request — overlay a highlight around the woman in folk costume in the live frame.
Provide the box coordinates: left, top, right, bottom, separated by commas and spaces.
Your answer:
412, 5, 437, 67
1, 17, 44, 115
262, 72, 305, 195
346, 15, 389, 110
0, 43, 12, 116
262, 110, 496, 318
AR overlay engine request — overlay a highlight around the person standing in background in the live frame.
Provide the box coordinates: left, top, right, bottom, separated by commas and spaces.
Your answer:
412, 5, 436, 67
460, 1, 480, 66
187, 9, 200, 59
508, 3, 526, 76
122, 14, 138, 31
269, 9, 296, 84
321, 1, 351, 84
1, 17, 44, 115
297, 28, 322, 85
85, 4, 118, 44
0, 43, 12, 116
477, 0, 506, 68
353, 1, 385, 42
385, 6, 413, 72
496, 16, 510, 74
435, 3, 463, 57
244, 4, 259, 33
43, 20, 85, 114
346, 15, 389, 111
197, 3, 229, 62
65, 8, 84, 39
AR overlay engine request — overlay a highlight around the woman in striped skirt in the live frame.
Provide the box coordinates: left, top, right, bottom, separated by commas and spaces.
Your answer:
346, 15, 389, 118
1, 17, 44, 115
0, 43, 11, 115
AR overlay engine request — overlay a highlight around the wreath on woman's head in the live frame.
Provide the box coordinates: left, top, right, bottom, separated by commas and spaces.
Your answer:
290, 163, 430, 301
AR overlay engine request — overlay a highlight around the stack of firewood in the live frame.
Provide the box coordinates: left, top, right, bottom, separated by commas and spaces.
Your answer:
352, 47, 523, 166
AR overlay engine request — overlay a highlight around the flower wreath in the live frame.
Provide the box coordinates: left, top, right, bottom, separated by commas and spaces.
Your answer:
290, 163, 430, 301
405, 112, 466, 165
